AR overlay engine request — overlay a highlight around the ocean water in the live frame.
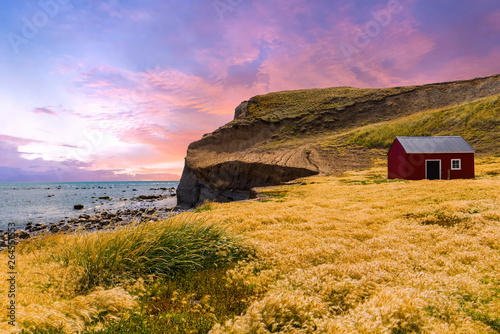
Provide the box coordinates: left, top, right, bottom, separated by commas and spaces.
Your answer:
0, 181, 178, 230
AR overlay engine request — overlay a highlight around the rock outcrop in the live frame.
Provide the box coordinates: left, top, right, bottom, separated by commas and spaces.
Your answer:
177, 74, 500, 208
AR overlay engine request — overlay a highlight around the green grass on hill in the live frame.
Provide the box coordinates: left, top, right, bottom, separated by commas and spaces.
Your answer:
343, 94, 500, 154
247, 86, 415, 122
308, 94, 500, 156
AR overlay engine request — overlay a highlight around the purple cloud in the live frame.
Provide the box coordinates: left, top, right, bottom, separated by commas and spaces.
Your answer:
33, 107, 57, 115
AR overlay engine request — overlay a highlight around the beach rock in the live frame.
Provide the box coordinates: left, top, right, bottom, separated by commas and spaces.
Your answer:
100, 219, 112, 226
35, 223, 48, 231
0, 240, 7, 248
74, 204, 84, 210
59, 225, 70, 232
50, 224, 60, 233
137, 195, 162, 200
15, 229, 30, 239
79, 214, 91, 219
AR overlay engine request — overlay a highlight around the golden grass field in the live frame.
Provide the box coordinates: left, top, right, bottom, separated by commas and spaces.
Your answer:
206, 156, 500, 333
1, 156, 499, 333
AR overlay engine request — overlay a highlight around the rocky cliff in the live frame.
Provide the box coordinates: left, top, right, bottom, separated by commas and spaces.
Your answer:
177, 74, 500, 208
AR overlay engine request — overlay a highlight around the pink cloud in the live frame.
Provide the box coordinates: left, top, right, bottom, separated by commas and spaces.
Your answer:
0, 135, 44, 146
33, 107, 58, 115
0, 138, 179, 182
486, 10, 500, 31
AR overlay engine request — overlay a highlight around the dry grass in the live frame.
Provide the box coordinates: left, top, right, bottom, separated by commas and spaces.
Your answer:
182, 157, 500, 333
0, 218, 250, 333
0, 249, 138, 333
2, 158, 499, 333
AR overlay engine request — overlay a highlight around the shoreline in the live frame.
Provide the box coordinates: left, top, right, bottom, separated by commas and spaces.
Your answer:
0, 194, 192, 251
0, 181, 179, 229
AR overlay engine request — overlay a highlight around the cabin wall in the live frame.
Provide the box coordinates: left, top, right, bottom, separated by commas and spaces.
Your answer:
404, 153, 475, 180
388, 139, 407, 179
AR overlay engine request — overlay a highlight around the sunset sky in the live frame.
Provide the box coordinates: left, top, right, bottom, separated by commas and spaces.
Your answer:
0, 0, 499, 182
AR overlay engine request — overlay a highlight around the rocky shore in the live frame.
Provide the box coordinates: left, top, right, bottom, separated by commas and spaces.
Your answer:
0, 194, 191, 251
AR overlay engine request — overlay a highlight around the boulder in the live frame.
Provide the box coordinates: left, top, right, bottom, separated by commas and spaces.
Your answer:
100, 219, 112, 226
50, 224, 60, 233
35, 223, 48, 231
59, 225, 70, 232
15, 229, 30, 239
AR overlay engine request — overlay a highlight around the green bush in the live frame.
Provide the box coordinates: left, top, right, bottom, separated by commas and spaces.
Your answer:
52, 217, 253, 291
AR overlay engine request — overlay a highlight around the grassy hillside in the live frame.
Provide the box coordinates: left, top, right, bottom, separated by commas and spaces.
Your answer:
344, 94, 500, 154
264, 93, 500, 157
4, 158, 500, 333
246, 86, 415, 122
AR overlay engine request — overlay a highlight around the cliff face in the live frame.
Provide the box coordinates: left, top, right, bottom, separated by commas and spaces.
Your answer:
177, 75, 500, 208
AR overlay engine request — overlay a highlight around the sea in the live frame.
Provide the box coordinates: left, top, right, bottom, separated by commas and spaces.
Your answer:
0, 181, 179, 230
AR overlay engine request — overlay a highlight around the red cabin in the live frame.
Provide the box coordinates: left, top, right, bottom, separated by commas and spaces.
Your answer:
388, 136, 475, 180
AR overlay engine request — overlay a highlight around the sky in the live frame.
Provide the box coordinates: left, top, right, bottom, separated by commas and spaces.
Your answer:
0, 0, 499, 182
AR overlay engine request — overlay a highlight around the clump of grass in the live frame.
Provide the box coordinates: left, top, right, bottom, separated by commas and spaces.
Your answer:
51, 218, 253, 291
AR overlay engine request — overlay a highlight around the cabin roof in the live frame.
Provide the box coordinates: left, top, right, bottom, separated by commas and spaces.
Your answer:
396, 136, 475, 154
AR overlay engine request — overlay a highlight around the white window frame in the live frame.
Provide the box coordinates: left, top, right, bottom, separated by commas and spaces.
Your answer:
451, 159, 461, 170
425, 159, 441, 180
